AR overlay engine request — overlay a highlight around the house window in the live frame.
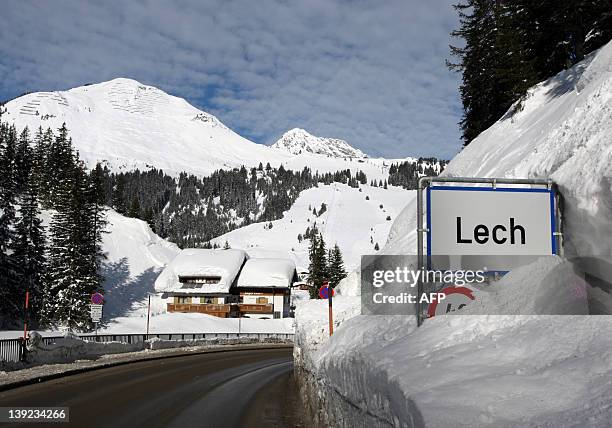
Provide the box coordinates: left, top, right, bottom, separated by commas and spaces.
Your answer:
256, 297, 268, 304
179, 276, 222, 286
201, 297, 214, 304
176, 296, 190, 304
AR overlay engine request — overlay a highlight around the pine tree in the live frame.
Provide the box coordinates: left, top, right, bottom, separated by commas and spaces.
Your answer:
128, 196, 141, 218
328, 243, 347, 289
14, 128, 32, 195
113, 174, 126, 214
12, 174, 46, 328
0, 124, 19, 326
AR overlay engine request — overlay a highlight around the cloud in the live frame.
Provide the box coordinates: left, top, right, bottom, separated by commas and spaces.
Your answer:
0, 0, 462, 158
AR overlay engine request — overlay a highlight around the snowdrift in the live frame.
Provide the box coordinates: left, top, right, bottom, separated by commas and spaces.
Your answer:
295, 41, 612, 427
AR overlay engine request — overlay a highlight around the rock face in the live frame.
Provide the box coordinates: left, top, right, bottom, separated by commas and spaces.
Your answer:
271, 128, 366, 158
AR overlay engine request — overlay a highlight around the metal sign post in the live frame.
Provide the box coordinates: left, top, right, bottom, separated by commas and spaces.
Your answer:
146, 294, 151, 337
319, 281, 334, 336
416, 176, 563, 327
90, 292, 104, 337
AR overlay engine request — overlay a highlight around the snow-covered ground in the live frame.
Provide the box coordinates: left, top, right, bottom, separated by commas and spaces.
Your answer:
213, 182, 413, 271
3, 78, 410, 179
294, 41, 612, 427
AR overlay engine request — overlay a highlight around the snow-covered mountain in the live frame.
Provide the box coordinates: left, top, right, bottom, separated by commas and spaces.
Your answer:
3, 78, 399, 178
271, 128, 366, 158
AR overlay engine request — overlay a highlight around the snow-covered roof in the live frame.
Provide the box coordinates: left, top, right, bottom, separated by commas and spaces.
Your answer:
237, 258, 297, 289
155, 248, 248, 294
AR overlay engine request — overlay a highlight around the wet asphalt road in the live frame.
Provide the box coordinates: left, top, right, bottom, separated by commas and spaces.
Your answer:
0, 347, 305, 428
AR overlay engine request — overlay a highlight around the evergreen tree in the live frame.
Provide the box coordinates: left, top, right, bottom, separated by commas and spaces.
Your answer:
307, 233, 328, 298
12, 175, 46, 328
328, 243, 347, 289
128, 195, 141, 218
113, 174, 126, 214
0, 123, 19, 325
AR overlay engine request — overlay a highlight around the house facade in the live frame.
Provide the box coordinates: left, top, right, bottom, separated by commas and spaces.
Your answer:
155, 249, 298, 318
236, 258, 298, 319
155, 248, 247, 318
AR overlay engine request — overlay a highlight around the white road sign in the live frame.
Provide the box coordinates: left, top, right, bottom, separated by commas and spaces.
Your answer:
90, 304, 103, 322
427, 186, 556, 268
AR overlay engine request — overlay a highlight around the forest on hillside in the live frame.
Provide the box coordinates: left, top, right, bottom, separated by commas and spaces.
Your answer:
449, 0, 612, 144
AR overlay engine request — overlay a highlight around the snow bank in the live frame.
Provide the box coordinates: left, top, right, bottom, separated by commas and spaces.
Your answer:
154, 248, 247, 294
237, 258, 296, 288
295, 41, 612, 427
25, 332, 143, 366
146, 335, 291, 350
21, 330, 293, 367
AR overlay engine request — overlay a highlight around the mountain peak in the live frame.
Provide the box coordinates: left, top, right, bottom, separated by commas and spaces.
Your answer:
271, 128, 366, 158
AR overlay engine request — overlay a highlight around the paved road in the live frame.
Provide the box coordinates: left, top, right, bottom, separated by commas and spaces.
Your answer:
0, 347, 304, 428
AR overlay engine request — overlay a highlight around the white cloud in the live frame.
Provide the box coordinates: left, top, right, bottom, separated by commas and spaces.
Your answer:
0, 0, 462, 158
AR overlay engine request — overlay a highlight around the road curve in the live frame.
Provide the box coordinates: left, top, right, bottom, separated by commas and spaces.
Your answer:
0, 347, 302, 428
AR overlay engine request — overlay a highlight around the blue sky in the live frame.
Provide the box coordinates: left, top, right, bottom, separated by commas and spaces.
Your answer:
0, 0, 462, 159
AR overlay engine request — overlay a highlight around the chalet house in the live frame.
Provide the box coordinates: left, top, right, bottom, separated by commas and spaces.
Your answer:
155, 248, 247, 318
156, 248, 298, 318
236, 258, 298, 319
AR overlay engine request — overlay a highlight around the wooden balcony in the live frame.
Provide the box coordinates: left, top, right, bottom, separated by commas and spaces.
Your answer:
167, 303, 231, 318
238, 304, 273, 314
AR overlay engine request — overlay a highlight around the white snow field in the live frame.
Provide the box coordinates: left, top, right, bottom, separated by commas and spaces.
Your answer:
3, 78, 408, 179
294, 41, 612, 427
211, 182, 414, 271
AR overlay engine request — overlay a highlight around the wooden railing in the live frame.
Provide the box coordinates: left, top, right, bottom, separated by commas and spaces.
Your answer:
239, 304, 273, 314
167, 303, 231, 314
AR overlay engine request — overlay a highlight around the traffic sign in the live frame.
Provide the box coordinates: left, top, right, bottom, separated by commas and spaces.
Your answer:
319, 285, 335, 299
90, 304, 103, 322
428, 186, 556, 257
91, 292, 104, 305
427, 286, 475, 318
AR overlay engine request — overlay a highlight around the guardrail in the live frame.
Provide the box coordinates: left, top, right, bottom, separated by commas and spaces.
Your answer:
0, 332, 294, 363
0, 338, 23, 364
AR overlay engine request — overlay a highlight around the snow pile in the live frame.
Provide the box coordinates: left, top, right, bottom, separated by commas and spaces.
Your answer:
461, 256, 590, 315
271, 128, 366, 158
154, 248, 247, 294
146, 335, 291, 351
21, 331, 293, 367
237, 258, 296, 288
294, 41, 612, 427
26, 331, 143, 366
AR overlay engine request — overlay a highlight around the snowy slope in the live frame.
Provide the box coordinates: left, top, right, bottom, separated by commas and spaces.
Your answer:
100, 209, 180, 319
271, 128, 366, 158
4, 78, 403, 179
294, 41, 612, 427
211, 183, 413, 272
